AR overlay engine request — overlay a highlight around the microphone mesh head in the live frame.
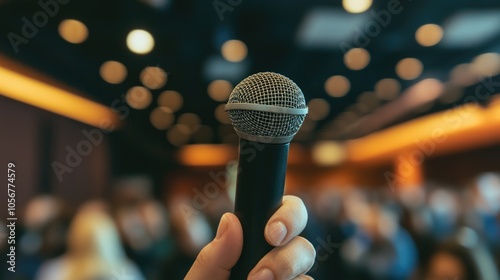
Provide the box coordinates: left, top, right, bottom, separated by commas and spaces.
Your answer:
226, 72, 307, 143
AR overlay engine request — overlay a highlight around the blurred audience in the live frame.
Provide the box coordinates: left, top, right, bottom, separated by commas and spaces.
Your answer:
5, 172, 499, 280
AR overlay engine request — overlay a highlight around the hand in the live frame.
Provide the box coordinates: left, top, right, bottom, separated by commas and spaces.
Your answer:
185, 195, 315, 280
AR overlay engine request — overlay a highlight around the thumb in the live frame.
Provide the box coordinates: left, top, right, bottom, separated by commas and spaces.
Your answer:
185, 213, 243, 280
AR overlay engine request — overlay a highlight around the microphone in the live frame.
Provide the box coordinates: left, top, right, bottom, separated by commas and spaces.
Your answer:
225, 72, 308, 279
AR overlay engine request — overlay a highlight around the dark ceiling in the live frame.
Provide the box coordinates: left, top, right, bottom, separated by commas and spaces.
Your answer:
1, 0, 500, 169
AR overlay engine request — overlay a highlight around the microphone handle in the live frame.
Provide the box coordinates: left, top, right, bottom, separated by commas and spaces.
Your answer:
230, 139, 289, 280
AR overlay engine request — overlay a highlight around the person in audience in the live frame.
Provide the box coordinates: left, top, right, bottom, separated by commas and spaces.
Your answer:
341, 203, 418, 280
423, 227, 500, 280
35, 201, 145, 280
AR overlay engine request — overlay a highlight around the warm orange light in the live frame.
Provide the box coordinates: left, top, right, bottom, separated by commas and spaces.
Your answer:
100, 61, 127, 84
58, 19, 88, 44
177, 144, 237, 166
396, 58, 423, 80
346, 102, 500, 164
344, 48, 370, 70
0, 66, 120, 129
221, 40, 248, 62
325, 75, 350, 97
176, 143, 307, 166
415, 24, 443, 47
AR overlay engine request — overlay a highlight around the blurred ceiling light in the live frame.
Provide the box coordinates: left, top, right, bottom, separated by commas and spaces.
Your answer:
325, 75, 350, 97
138, 0, 170, 9
126, 29, 155, 54
99, 61, 127, 84
167, 124, 191, 147
439, 83, 464, 104
193, 125, 214, 143
396, 58, 423, 80
449, 63, 478, 87
342, 0, 372, 13
178, 113, 201, 133
346, 79, 444, 139
157, 90, 183, 112
307, 98, 330, 121
415, 24, 443, 47
203, 55, 249, 82
58, 19, 88, 44
375, 78, 401, 100
177, 144, 236, 166
312, 141, 347, 166
442, 11, 500, 48
221, 40, 247, 62
208, 80, 233, 102
149, 107, 174, 130
215, 104, 231, 124
140, 66, 167, 89
470, 52, 500, 77
346, 101, 494, 164
0, 66, 120, 129
297, 9, 370, 48
125, 86, 152, 109
344, 48, 370, 70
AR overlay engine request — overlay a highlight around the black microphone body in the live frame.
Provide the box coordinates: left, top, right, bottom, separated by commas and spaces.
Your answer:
230, 139, 289, 279
224, 72, 308, 279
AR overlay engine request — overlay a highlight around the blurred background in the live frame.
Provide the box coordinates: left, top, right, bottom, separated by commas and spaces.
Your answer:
0, 0, 500, 279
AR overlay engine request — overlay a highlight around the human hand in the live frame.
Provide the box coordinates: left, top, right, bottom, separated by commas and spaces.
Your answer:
185, 195, 315, 279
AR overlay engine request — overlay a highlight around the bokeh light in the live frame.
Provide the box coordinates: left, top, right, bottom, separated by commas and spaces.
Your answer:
157, 90, 183, 112
178, 113, 201, 133
221, 40, 248, 62
325, 75, 350, 97
215, 104, 231, 124
415, 24, 443, 47
208, 80, 233, 102
375, 78, 401, 101
396, 58, 423, 80
344, 48, 371, 70
312, 141, 347, 166
126, 29, 155, 54
449, 63, 477, 87
342, 0, 372, 13
99, 61, 127, 84
140, 66, 167, 89
150, 107, 174, 130
470, 52, 500, 77
167, 124, 191, 147
58, 19, 88, 44
125, 86, 152, 109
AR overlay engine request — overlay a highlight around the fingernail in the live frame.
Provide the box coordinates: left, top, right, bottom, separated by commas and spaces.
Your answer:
248, 268, 274, 280
266, 221, 287, 246
216, 213, 228, 240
